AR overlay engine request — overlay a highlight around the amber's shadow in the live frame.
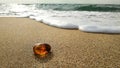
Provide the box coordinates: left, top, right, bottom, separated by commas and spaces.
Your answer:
34, 52, 54, 63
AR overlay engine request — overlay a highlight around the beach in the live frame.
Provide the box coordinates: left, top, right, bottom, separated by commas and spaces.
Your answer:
0, 17, 120, 68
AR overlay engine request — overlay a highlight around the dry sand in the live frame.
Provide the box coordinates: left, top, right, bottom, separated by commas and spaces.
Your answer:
0, 17, 120, 68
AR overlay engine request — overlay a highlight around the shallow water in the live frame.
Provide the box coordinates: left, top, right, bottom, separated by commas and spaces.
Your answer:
0, 4, 120, 33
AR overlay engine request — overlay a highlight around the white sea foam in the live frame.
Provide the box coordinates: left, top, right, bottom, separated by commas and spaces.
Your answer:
79, 25, 120, 33
0, 4, 120, 33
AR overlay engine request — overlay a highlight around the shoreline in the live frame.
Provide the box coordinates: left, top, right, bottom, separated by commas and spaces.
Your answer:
0, 17, 120, 68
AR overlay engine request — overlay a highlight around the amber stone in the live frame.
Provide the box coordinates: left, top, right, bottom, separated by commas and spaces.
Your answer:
33, 43, 51, 58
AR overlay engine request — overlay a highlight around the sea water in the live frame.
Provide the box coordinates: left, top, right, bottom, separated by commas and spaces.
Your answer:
0, 4, 120, 33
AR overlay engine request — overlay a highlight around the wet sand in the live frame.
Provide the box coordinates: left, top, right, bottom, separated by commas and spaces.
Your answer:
0, 17, 120, 68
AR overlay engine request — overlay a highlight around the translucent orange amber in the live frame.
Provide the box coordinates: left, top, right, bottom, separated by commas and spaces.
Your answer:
33, 43, 51, 57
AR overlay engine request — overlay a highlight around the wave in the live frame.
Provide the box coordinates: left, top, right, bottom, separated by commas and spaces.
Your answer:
0, 4, 120, 33
35, 4, 120, 12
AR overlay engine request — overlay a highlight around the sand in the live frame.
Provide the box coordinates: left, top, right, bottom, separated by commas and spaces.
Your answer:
0, 17, 120, 68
